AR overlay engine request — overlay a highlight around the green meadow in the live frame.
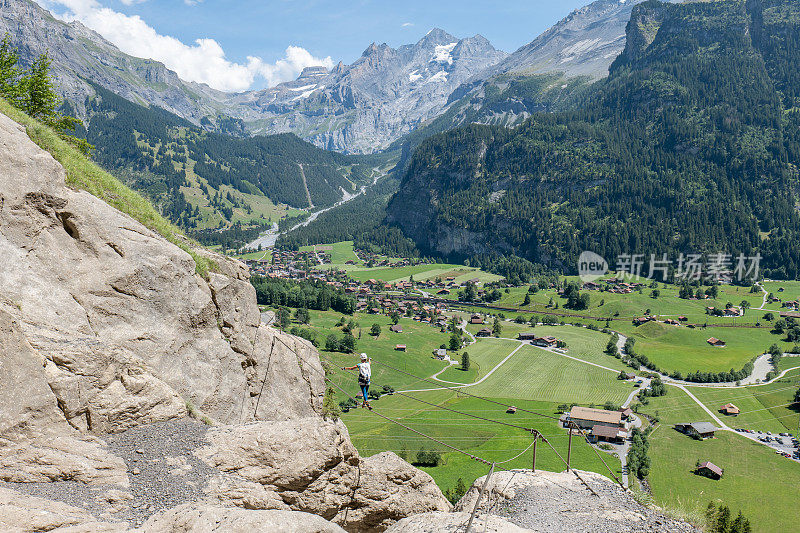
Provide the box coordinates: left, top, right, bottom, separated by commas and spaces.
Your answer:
619, 321, 795, 374
642, 387, 800, 533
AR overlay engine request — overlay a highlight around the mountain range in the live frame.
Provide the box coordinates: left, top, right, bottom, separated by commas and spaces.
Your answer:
0, 0, 648, 154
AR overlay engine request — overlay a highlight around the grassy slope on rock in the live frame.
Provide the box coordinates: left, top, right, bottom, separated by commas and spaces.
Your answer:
0, 98, 213, 277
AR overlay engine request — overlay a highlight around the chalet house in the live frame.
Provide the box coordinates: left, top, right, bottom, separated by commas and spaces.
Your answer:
517, 333, 538, 341
780, 310, 800, 319
476, 328, 493, 337
676, 422, 718, 440
437, 289, 451, 295
567, 406, 625, 431
664, 319, 679, 325
723, 307, 742, 317
470, 314, 484, 325
389, 324, 403, 333
531, 336, 558, 348
395, 344, 406, 352
707, 337, 727, 347
678, 316, 688, 322
719, 403, 740, 416
619, 407, 633, 420
590, 424, 627, 444
696, 461, 724, 480
433, 348, 447, 360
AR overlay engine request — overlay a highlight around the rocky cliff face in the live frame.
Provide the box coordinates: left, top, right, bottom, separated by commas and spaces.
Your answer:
479, 0, 652, 82
0, 110, 449, 530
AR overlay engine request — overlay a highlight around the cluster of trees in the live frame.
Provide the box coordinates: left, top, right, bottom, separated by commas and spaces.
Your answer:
679, 283, 719, 300
679, 363, 754, 384
411, 447, 442, 467
773, 317, 800, 342
251, 276, 355, 314
563, 282, 590, 310
384, 0, 800, 280
443, 478, 467, 505
705, 502, 752, 533
0, 36, 90, 154
325, 332, 356, 354
626, 427, 651, 479
639, 376, 667, 401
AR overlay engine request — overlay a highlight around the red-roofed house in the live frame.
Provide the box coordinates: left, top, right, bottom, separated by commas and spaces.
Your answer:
696, 461, 723, 480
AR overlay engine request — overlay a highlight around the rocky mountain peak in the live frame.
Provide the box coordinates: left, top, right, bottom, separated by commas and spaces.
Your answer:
416, 27, 459, 47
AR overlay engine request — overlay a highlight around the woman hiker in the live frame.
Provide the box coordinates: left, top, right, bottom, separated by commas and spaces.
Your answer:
343, 353, 372, 410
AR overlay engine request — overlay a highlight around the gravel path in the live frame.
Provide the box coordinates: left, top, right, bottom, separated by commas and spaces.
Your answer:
2, 418, 217, 527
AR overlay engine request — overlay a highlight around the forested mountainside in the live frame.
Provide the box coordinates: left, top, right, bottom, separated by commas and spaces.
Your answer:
386, 0, 800, 279
73, 85, 368, 243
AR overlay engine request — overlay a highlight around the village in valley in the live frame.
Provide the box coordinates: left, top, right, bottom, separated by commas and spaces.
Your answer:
238, 239, 800, 531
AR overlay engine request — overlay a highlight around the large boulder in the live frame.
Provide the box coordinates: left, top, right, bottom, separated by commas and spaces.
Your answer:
0, 111, 324, 436
198, 419, 451, 532
0, 486, 122, 532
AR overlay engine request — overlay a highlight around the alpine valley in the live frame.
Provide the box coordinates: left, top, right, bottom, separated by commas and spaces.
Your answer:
4, 0, 800, 532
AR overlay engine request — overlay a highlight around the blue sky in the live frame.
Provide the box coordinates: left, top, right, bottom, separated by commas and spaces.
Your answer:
41, 0, 591, 91
119, 1, 588, 65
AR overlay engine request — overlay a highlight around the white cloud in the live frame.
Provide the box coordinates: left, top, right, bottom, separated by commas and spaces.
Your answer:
401, 22, 413, 28
247, 46, 333, 88
36, 0, 332, 92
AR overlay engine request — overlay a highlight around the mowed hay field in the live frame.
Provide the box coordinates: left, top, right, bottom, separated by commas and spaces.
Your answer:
308, 310, 451, 393
342, 262, 502, 284
342, 394, 623, 493
434, 338, 519, 384
469, 344, 631, 405
619, 321, 795, 374
760, 280, 800, 304
300, 240, 361, 265
687, 370, 800, 433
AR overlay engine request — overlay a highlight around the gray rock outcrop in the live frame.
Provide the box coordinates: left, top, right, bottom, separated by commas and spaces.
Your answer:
453, 469, 697, 532
199, 420, 451, 532
139, 505, 348, 533
385, 511, 532, 533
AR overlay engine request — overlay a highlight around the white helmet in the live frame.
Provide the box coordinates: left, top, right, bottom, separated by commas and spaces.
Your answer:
360, 353, 368, 361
